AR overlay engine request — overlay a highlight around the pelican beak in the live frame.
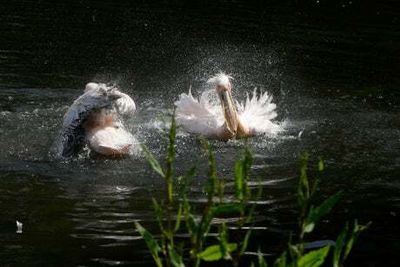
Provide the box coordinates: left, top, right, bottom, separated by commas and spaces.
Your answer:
217, 85, 238, 135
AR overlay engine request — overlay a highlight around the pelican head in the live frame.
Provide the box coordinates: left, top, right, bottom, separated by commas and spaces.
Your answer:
83, 82, 124, 105
208, 73, 239, 136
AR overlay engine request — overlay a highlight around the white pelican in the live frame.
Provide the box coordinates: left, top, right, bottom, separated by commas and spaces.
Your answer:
175, 73, 283, 140
59, 83, 137, 157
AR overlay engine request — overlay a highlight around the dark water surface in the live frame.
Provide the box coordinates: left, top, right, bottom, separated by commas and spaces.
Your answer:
1, 0, 399, 266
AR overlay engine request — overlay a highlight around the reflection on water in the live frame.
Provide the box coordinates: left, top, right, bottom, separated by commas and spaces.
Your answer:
1, 0, 399, 266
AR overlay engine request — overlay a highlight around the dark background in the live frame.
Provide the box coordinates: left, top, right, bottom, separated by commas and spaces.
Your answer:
1, 0, 399, 95
0, 0, 399, 266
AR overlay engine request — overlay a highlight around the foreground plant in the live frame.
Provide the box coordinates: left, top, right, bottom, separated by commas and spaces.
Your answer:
136, 115, 370, 267
266, 154, 371, 267
136, 115, 255, 267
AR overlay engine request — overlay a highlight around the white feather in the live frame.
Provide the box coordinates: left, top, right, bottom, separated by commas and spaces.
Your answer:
175, 89, 224, 137
86, 125, 137, 154
83, 83, 136, 116
207, 72, 233, 87
175, 75, 283, 138
114, 92, 136, 116
84, 82, 100, 92
237, 89, 283, 135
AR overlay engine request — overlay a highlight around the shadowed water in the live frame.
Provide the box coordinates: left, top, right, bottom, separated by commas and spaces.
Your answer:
0, 0, 399, 266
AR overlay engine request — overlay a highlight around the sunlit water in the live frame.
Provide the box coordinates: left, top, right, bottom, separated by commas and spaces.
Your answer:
1, 1, 399, 266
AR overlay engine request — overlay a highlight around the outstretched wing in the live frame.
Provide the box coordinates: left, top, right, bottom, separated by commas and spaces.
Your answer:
175, 89, 223, 137
238, 89, 283, 135
59, 104, 89, 157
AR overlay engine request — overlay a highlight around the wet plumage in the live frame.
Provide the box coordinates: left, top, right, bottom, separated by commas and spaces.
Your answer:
175, 73, 283, 140
58, 83, 137, 157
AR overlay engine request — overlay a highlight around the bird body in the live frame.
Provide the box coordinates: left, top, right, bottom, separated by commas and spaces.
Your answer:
83, 108, 135, 156
175, 73, 282, 140
58, 83, 136, 157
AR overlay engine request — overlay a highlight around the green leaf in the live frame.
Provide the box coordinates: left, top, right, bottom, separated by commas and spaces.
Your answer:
141, 145, 165, 178
174, 203, 183, 232
135, 221, 163, 267
168, 245, 185, 267
234, 148, 253, 201
304, 192, 341, 233
198, 204, 218, 244
298, 153, 310, 206
198, 243, 237, 261
240, 228, 252, 255
235, 161, 244, 200
178, 166, 196, 198
318, 159, 324, 171
183, 198, 197, 236
333, 221, 371, 267
165, 114, 177, 204
152, 198, 164, 233
288, 243, 301, 259
201, 139, 217, 199
258, 249, 268, 267
167, 112, 177, 164
343, 220, 371, 260
297, 246, 330, 267
218, 223, 231, 260
244, 148, 253, 176
186, 213, 198, 237
333, 223, 348, 267
303, 223, 315, 234
273, 251, 287, 267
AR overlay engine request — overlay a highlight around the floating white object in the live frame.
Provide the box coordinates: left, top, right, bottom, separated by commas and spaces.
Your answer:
16, 220, 23, 234
298, 130, 304, 139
